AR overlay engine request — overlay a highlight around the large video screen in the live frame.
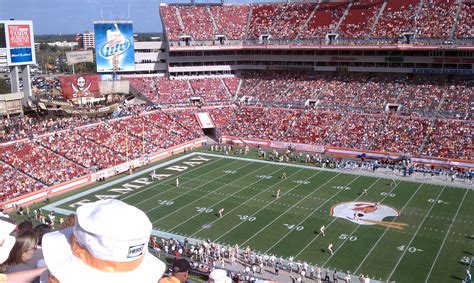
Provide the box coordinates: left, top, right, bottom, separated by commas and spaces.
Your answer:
94, 22, 135, 73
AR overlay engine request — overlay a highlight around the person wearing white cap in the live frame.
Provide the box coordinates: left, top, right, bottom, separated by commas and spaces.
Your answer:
208, 269, 232, 283
0, 217, 47, 283
41, 199, 166, 283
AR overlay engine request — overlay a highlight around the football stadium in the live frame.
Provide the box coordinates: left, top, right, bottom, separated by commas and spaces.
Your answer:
0, 1, 473, 282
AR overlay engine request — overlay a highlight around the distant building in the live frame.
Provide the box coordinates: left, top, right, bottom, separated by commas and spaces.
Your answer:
47, 41, 78, 49
79, 31, 95, 50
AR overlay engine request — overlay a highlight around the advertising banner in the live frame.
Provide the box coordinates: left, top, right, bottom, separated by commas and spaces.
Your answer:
94, 21, 135, 72
66, 50, 94, 65
59, 74, 100, 100
10, 47, 33, 64
1, 20, 36, 66
8, 25, 31, 47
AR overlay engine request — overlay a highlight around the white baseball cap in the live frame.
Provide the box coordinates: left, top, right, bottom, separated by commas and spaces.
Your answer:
208, 269, 232, 283
0, 218, 16, 264
42, 199, 165, 283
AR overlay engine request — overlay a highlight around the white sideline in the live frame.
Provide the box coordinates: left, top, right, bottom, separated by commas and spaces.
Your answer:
43, 152, 200, 211
424, 188, 469, 282
387, 186, 447, 281
353, 182, 426, 275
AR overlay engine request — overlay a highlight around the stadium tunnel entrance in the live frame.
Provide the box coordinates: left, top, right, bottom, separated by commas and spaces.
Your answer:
202, 127, 218, 142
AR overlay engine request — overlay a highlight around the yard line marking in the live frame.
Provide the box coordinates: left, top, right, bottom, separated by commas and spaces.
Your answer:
387, 186, 447, 281
353, 182, 425, 275
166, 165, 287, 231
189, 168, 306, 237
264, 176, 364, 254
44, 152, 203, 209
425, 188, 469, 283
294, 177, 381, 259
214, 170, 330, 242
149, 161, 262, 222
122, 157, 227, 204
238, 173, 347, 247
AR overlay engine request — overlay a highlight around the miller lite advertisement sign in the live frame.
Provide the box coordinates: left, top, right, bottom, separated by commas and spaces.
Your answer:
1, 20, 36, 66
94, 21, 135, 73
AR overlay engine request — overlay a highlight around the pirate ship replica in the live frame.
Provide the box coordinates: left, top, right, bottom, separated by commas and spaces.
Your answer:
36, 74, 130, 117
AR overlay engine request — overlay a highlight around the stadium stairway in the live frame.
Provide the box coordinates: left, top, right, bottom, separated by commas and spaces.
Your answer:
367, 1, 387, 39
451, 2, 462, 39
244, 5, 253, 40
296, 3, 319, 40
206, 6, 219, 34
175, 6, 185, 32
0, 156, 47, 187
334, 2, 352, 34
35, 140, 89, 171
219, 78, 234, 102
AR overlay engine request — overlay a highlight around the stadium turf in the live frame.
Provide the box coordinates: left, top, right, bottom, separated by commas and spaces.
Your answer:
47, 152, 473, 282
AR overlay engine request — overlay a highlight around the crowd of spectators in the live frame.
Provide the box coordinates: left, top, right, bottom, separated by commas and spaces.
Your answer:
209, 5, 249, 40
160, 5, 183, 41
439, 78, 473, 119
276, 73, 330, 104
0, 115, 101, 143
269, 3, 314, 40
300, 3, 347, 39
317, 73, 368, 108
455, 3, 473, 38
396, 76, 446, 113
421, 119, 473, 160
222, 78, 240, 97
326, 113, 382, 150
338, 1, 383, 38
0, 141, 89, 186
371, 114, 430, 155
370, 0, 419, 38
0, 163, 44, 202
354, 74, 408, 111
179, 6, 216, 41
1, 71, 472, 204
415, 0, 457, 38
38, 131, 124, 170
190, 79, 231, 102
160, 1, 469, 42
247, 4, 288, 39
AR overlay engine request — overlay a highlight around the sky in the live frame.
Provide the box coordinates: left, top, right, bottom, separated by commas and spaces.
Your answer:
0, 0, 286, 35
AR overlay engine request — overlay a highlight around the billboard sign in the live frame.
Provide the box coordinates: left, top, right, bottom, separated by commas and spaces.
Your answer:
0, 23, 6, 48
59, 74, 100, 100
94, 21, 134, 72
9, 48, 33, 64
8, 25, 32, 47
66, 50, 94, 65
1, 20, 36, 66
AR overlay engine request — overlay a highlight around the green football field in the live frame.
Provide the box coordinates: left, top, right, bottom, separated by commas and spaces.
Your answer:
46, 152, 474, 282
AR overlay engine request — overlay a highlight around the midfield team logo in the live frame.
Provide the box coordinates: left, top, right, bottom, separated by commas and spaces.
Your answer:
330, 202, 408, 229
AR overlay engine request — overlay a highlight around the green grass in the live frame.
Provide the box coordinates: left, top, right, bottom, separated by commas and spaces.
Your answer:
46, 152, 474, 282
